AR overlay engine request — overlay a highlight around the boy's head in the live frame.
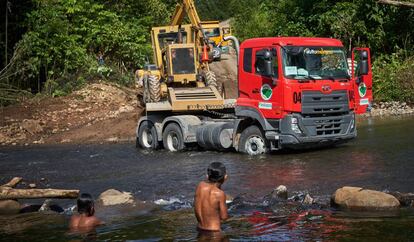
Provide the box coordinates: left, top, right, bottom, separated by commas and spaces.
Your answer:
77, 193, 94, 216
207, 162, 227, 183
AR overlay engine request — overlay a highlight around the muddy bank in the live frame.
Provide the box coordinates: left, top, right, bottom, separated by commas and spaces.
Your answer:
0, 82, 142, 146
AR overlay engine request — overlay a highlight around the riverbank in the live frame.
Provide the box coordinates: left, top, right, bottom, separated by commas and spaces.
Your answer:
0, 81, 413, 146
0, 82, 142, 146
362, 101, 414, 117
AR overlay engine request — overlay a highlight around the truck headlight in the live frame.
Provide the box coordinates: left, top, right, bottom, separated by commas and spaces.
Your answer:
291, 117, 302, 134
350, 114, 355, 132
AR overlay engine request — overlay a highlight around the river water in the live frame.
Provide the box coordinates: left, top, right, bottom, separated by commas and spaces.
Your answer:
0, 116, 413, 241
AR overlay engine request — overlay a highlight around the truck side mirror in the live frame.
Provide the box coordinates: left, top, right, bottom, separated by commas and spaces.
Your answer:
264, 50, 273, 77
357, 50, 369, 76
358, 60, 368, 76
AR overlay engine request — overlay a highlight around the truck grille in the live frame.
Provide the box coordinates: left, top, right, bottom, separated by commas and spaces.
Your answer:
315, 118, 342, 136
301, 90, 349, 116
300, 90, 351, 137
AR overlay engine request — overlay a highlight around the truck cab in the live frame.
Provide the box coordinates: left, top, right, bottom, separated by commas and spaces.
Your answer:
235, 37, 372, 150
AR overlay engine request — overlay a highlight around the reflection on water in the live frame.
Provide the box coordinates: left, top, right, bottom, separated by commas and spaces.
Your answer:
0, 116, 414, 241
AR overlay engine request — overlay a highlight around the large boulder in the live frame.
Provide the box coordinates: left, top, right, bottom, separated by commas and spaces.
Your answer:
332, 186, 400, 210
0, 200, 21, 215
97, 189, 134, 206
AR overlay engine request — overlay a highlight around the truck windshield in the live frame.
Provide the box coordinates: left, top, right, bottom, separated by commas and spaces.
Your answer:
282, 46, 349, 80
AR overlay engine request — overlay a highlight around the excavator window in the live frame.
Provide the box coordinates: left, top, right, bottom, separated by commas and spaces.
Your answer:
203, 28, 220, 37
158, 32, 187, 49
171, 48, 195, 74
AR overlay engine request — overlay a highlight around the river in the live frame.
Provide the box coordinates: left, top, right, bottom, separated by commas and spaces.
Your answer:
0, 115, 413, 241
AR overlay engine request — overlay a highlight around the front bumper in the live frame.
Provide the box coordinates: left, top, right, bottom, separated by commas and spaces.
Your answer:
266, 112, 356, 149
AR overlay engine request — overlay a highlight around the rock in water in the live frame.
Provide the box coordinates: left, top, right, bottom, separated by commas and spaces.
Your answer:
332, 186, 400, 210
0, 200, 21, 215
388, 192, 414, 207
302, 194, 314, 205
273, 185, 288, 200
98, 189, 134, 206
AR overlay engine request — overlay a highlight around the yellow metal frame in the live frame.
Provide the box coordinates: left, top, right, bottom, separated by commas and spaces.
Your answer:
150, 25, 194, 72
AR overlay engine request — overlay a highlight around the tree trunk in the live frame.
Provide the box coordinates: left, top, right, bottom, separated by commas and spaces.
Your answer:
0, 187, 79, 199
1, 177, 22, 188
378, 0, 414, 8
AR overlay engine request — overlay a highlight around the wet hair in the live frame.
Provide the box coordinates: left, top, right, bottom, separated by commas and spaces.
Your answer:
207, 162, 226, 183
77, 193, 94, 216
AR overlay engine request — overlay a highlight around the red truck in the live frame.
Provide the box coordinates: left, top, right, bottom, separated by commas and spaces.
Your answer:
136, 36, 372, 155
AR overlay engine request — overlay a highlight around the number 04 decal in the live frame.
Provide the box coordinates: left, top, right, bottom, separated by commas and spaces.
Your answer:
293, 92, 302, 104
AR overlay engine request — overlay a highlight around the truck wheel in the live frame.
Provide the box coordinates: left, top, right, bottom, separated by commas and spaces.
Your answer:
148, 74, 161, 102
138, 121, 159, 149
163, 123, 185, 152
239, 125, 268, 155
205, 71, 217, 88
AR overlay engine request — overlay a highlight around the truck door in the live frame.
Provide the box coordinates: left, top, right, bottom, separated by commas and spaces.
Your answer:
252, 48, 281, 118
351, 48, 372, 114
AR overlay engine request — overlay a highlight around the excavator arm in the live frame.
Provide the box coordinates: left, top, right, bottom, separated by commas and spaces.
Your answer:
170, 0, 208, 45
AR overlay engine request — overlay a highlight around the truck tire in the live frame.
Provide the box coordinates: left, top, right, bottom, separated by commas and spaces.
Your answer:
148, 74, 161, 102
137, 121, 159, 149
205, 71, 217, 88
239, 125, 268, 155
163, 123, 185, 152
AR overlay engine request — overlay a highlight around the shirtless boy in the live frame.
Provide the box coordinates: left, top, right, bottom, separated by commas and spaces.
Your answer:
70, 193, 103, 233
194, 162, 229, 233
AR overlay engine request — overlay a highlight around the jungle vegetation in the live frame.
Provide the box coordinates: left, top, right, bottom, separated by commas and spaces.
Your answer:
0, 0, 413, 105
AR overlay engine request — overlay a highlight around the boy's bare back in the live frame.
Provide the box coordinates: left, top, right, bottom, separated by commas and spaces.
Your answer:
69, 193, 103, 233
70, 214, 102, 232
194, 162, 229, 232
195, 181, 228, 231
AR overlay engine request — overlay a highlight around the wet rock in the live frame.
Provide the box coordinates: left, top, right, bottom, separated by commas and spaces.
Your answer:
0, 200, 21, 215
272, 185, 288, 200
332, 186, 400, 210
33, 138, 44, 144
21, 119, 43, 134
226, 194, 234, 204
39, 199, 64, 213
98, 189, 134, 206
106, 137, 118, 142
302, 194, 314, 205
388, 192, 414, 207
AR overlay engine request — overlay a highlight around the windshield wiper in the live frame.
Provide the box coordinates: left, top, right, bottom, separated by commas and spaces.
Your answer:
322, 76, 336, 81
300, 75, 316, 81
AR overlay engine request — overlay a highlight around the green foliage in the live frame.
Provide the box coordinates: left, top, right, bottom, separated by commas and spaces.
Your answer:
3, 0, 171, 97
373, 53, 414, 103
1, 0, 414, 104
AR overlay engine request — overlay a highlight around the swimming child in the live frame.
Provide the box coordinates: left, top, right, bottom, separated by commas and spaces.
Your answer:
70, 193, 103, 232
194, 162, 229, 233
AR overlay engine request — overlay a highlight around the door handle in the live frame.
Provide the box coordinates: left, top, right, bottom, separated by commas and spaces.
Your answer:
252, 88, 260, 93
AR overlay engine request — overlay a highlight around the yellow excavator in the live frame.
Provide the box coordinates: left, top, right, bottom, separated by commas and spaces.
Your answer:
136, 0, 225, 111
